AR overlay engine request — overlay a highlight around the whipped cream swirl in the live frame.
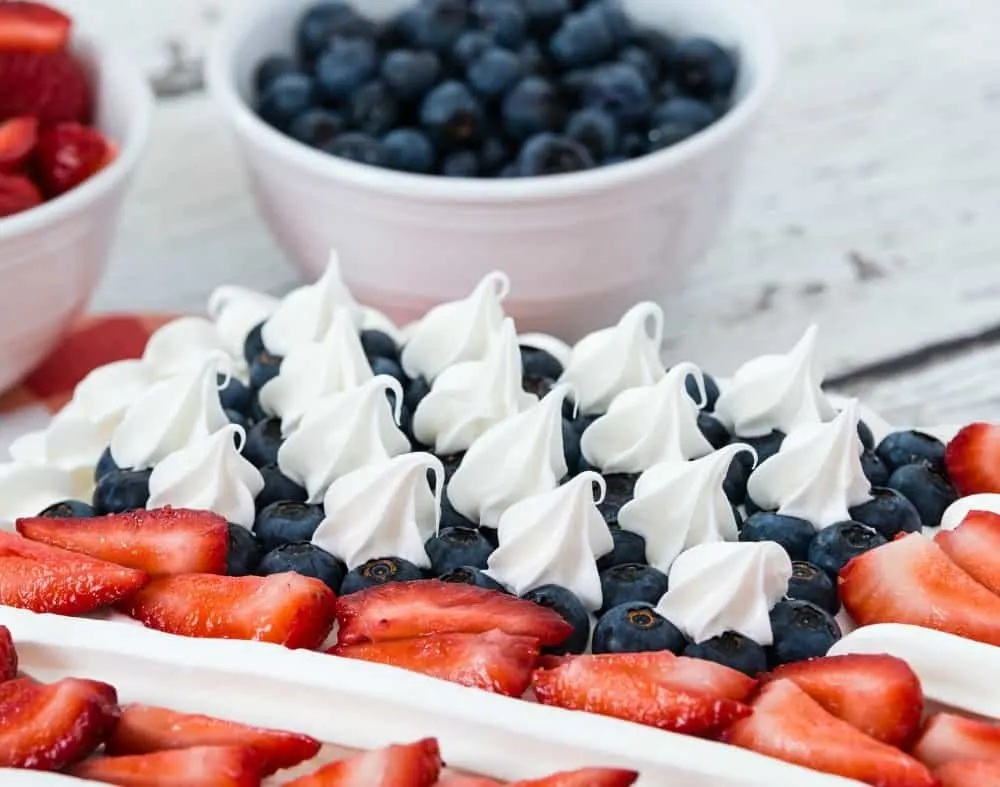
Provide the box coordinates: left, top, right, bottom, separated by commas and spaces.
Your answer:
277, 375, 411, 503
447, 383, 572, 527
656, 541, 793, 645
485, 472, 614, 611
400, 271, 510, 382
746, 399, 872, 528
714, 325, 837, 437
412, 317, 536, 455
618, 443, 756, 573
559, 302, 666, 415
142, 317, 232, 379
147, 424, 264, 528
0, 462, 86, 527
581, 362, 714, 473
207, 284, 280, 360
312, 453, 443, 569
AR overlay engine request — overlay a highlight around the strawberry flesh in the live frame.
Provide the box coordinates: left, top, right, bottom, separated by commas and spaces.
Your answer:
284, 737, 442, 787
0, 2, 71, 53
119, 571, 336, 650
912, 712, 1000, 770
0, 171, 40, 216
35, 121, 114, 197
0, 115, 36, 170
18, 507, 230, 576
839, 533, 1000, 647
331, 629, 540, 697
722, 679, 936, 787
70, 745, 264, 787
0, 50, 90, 124
510, 769, 639, 787
0, 624, 16, 681
335, 580, 572, 647
945, 422, 1000, 496
936, 759, 1000, 787
935, 509, 1000, 594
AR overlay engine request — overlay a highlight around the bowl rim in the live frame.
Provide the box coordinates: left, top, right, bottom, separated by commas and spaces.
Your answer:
206, 0, 780, 204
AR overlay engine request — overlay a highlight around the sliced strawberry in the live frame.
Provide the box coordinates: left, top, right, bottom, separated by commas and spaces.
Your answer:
532, 653, 750, 737
839, 533, 1000, 647
119, 572, 336, 649
331, 629, 540, 697
284, 738, 441, 787
762, 654, 923, 748
0, 676, 119, 769
0, 170, 40, 216
106, 703, 320, 775
70, 745, 264, 787
945, 422, 1000, 496
936, 759, 1000, 787
912, 712, 1000, 769
0, 2, 71, 53
510, 768, 639, 787
35, 121, 115, 197
17, 507, 229, 576
0, 530, 148, 614
335, 580, 572, 647
0, 50, 90, 124
0, 115, 36, 171
935, 509, 1000, 595
434, 778, 503, 786
722, 679, 936, 787
0, 624, 16, 681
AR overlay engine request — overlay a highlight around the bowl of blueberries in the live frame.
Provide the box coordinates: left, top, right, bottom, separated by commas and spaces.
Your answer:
207, 0, 777, 340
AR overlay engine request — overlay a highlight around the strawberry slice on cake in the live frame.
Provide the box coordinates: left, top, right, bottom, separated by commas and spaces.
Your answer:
70, 745, 265, 787
912, 712, 1000, 769
935, 759, 1000, 787
285, 738, 441, 787
934, 509, 1000, 595
945, 422, 1000, 496
0, 624, 16, 682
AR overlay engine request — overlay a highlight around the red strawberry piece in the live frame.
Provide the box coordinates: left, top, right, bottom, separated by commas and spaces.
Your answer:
34, 121, 115, 198
434, 778, 503, 786
0, 115, 36, 170
763, 654, 924, 748
839, 533, 1000, 647
510, 768, 639, 787
0, 676, 120, 769
912, 712, 1000, 770
119, 571, 336, 649
936, 759, 1000, 787
0, 51, 90, 124
17, 507, 230, 576
0, 2, 71, 54
335, 580, 572, 647
0, 530, 148, 615
945, 422, 1000, 496
284, 738, 442, 787
106, 703, 321, 776
0, 171, 40, 216
935, 510, 1000, 595
70, 745, 264, 787
0, 624, 16, 681
330, 629, 540, 697
722, 679, 936, 787
532, 652, 750, 737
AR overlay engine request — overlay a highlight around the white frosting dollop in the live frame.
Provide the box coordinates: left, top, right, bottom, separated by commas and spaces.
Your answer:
207, 284, 280, 360
259, 308, 373, 435
447, 383, 572, 527
559, 302, 666, 415
581, 362, 713, 473
618, 443, 756, 573
143, 317, 232, 379
485, 472, 614, 611
277, 375, 411, 504
939, 494, 1000, 532
400, 271, 510, 382
9, 407, 105, 495
714, 325, 837, 438
746, 399, 872, 529
69, 359, 157, 433
147, 424, 264, 528
0, 462, 86, 527
312, 453, 443, 569
110, 354, 232, 470
412, 318, 536, 455
656, 541, 793, 645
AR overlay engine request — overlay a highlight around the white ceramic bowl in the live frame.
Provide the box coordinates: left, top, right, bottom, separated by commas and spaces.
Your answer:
0, 33, 152, 394
208, 0, 777, 341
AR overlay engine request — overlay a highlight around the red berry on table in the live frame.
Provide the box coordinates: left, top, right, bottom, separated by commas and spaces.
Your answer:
34, 121, 116, 198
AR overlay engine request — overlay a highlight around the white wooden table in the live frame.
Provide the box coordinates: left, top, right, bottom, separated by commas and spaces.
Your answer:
59, 0, 1000, 427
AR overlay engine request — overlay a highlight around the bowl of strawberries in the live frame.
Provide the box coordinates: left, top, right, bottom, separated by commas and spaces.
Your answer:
0, 2, 152, 394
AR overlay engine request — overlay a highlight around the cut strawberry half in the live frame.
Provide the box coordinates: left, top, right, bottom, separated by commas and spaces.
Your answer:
839, 533, 1000, 647
434, 778, 502, 786
106, 703, 320, 776
335, 580, 572, 647
35, 120, 115, 198
0, 116, 37, 171
0, 624, 16, 682
510, 769, 639, 787
945, 422, 1000, 496
118, 572, 336, 650
0, 530, 148, 615
17, 507, 230, 576
284, 738, 442, 787
0, 676, 120, 770
912, 712, 1000, 769
935, 510, 1000, 595
70, 745, 264, 787
0, 2, 71, 53
0, 50, 90, 125
762, 654, 924, 748
722, 679, 936, 787
532, 652, 750, 737
330, 629, 540, 697
936, 759, 1000, 787
0, 171, 40, 216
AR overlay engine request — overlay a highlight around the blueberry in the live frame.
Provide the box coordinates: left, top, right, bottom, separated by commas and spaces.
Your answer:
247, 392, 269, 424
452, 31, 495, 68
323, 132, 388, 166
589, 0, 632, 44
597, 526, 647, 570
630, 27, 674, 75
340, 556, 425, 595
244, 322, 267, 366
367, 358, 403, 388
520, 345, 564, 379
92, 469, 151, 515
384, 7, 421, 47
647, 120, 698, 151
257, 542, 347, 593
441, 150, 481, 177
253, 501, 325, 552
468, 47, 524, 99
743, 430, 785, 464
382, 128, 436, 174
420, 81, 485, 150
410, 0, 470, 54
769, 599, 842, 666
254, 55, 302, 93
226, 523, 262, 576
698, 412, 730, 450
786, 561, 840, 615
849, 487, 923, 539
807, 520, 887, 579
502, 77, 565, 141
523, 584, 589, 654
425, 526, 494, 574
297, 3, 376, 62
857, 419, 875, 451
225, 408, 250, 433
255, 465, 309, 511
522, 0, 570, 37
583, 63, 652, 128
38, 499, 95, 518
684, 632, 767, 678
618, 44, 658, 85
517, 133, 593, 176
439, 496, 479, 530
561, 418, 582, 475
94, 446, 118, 483
669, 37, 737, 100
598, 563, 668, 615
380, 49, 442, 103
471, 0, 527, 49
439, 565, 506, 591
592, 602, 687, 654
258, 73, 316, 132
652, 96, 717, 130
518, 40, 548, 76
244, 417, 283, 468
405, 375, 432, 414
861, 451, 890, 487
549, 7, 616, 69
288, 108, 347, 148
479, 135, 509, 175
560, 68, 592, 102
313, 37, 378, 103
876, 430, 946, 474
565, 107, 619, 160
740, 512, 816, 562
249, 352, 282, 392
618, 130, 647, 158
217, 373, 251, 415
597, 473, 637, 526
887, 463, 957, 528
357, 331, 396, 365
723, 451, 752, 505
